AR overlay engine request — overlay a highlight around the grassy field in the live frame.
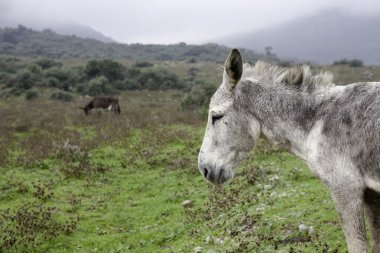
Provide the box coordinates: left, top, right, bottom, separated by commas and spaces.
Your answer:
3, 62, 380, 252
0, 89, 355, 253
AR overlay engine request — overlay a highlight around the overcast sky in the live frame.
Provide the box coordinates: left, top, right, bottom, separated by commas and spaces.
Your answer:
1, 0, 380, 44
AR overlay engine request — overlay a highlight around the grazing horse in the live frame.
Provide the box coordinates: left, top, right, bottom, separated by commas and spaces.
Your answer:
80, 96, 120, 115
198, 49, 380, 253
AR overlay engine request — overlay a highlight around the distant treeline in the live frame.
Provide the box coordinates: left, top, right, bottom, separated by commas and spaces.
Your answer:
333, 58, 364, 67
0, 56, 217, 110
0, 25, 271, 63
0, 57, 201, 99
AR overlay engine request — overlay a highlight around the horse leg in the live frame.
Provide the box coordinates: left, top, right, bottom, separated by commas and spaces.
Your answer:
363, 187, 380, 253
331, 188, 368, 253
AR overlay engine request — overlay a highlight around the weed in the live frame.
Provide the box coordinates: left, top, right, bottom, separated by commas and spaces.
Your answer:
0, 203, 78, 251
31, 180, 55, 201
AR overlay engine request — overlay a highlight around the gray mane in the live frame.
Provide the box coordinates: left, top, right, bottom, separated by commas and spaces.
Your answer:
242, 61, 335, 93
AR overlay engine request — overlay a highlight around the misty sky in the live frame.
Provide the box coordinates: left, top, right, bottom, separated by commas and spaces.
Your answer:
1, 0, 380, 44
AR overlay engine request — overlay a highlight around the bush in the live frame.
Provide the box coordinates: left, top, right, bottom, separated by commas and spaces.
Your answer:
124, 79, 141, 90
0, 203, 77, 251
43, 76, 59, 88
76, 83, 86, 93
187, 67, 199, 78
134, 61, 154, 68
0, 71, 10, 86
138, 69, 180, 90
349, 59, 364, 67
85, 59, 125, 82
34, 58, 63, 69
27, 64, 43, 76
333, 58, 364, 67
181, 82, 216, 110
187, 57, 198, 63
15, 69, 36, 89
125, 67, 141, 78
8, 87, 23, 96
88, 76, 115, 96
44, 67, 74, 91
25, 90, 39, 100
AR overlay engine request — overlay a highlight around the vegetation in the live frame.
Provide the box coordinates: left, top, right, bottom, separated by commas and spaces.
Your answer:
1, 27, 380, 251
0, 56, 215, 100
181, 82, 216, 111
0, 91, 351, 252
333, 58, 364, 67
0, 26, 269, 63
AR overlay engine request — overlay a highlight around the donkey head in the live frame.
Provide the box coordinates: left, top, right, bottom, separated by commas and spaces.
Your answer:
198, 49, 261, 184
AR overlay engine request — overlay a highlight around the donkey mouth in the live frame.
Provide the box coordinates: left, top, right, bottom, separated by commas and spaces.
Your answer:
202, 167, 233, 185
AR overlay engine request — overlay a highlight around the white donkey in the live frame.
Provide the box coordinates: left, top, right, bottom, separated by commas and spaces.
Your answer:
198, 49, 380, 253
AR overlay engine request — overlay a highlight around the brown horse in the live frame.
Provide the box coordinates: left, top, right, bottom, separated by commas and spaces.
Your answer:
79, 96, 120, 115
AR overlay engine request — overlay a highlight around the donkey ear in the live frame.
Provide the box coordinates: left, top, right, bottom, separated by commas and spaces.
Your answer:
223, 48, 243, 90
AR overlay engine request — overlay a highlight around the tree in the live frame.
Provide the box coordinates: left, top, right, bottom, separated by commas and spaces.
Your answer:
87, 76, 115, 96
265, 46, 273, 57
85, 60, 125, 82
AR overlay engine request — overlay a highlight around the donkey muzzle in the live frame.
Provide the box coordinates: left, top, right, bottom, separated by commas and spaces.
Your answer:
199, 164, 232, 185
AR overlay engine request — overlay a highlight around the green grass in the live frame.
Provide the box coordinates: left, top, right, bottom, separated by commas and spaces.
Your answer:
0, 122, 349, 252
3, 59, 380, 252
0, 88, 363, 252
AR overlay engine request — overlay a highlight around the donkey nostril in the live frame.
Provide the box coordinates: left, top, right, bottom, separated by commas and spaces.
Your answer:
218, 169, 224, 183
203, 168, 209, 178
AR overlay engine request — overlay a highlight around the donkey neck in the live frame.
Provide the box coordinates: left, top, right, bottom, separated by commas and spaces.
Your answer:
237, 80, 317, 158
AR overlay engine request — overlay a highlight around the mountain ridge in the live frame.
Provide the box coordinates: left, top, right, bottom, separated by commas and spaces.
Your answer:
0, 25, 272, 63
219, 9, 380, 65
0, 22, 116, 44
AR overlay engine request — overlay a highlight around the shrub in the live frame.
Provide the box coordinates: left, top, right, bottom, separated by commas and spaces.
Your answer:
181, 82, 216, 110
138, 69, 180, 90
8, 87, 23, 96
187, 57, 198, 63
349, 59, 364, 67
125, 67, 141, 78
27, 64, 43, 76
85, 59, 125, 82
41, 76, 58, 88
44, 67, 74, 91
187, 67, 199, 78
333, 59, 348, 65
76, 83, 86, 93
25, 90, 39, 100
34, 58, 63, 69
123, 79, 141, 90
333, 58, 364, 67
88, 75, 114, 96
0, 203, 78, 251
134, 61, 154, 68
0, 71, 10, 86
15, 69, 35, 89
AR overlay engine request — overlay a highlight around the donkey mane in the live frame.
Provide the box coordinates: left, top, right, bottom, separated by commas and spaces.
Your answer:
243, 61, 334, 93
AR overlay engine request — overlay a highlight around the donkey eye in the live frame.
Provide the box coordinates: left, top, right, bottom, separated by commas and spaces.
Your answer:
212, 115, 224, 125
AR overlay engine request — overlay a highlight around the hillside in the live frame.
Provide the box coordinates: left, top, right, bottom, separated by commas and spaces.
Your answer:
51, 22, 116, 43
220, 9, 380, 65
0, 25, 270, 63
0, 22, 115, 43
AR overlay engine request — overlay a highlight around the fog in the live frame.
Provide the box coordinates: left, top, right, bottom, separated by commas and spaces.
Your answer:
1, 0, 379, 44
